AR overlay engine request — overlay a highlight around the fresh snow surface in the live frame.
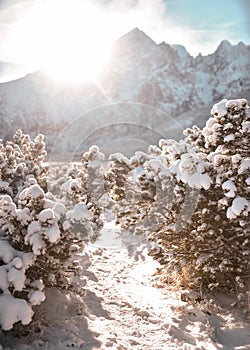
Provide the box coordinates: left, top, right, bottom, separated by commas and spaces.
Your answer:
1, 226, 249, 350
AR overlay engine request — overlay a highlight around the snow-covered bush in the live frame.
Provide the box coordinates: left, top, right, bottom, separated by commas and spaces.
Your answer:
150, 99, 250, 297
0, 133, 102, 331
106, 99, 250, 299
0, 129, 48, 198
47, 145, 105, 239
102, 151, 157, 230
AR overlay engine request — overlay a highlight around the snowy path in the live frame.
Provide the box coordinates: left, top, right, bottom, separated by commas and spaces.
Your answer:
1, 242, 250, 350
85, 246, 182, 350
81, 246, 219, 350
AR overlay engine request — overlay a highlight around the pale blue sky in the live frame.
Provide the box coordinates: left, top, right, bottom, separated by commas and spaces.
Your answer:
162, 0, 249, 45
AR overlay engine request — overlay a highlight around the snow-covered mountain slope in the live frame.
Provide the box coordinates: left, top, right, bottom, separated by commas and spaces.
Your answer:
0, 28, 249, 157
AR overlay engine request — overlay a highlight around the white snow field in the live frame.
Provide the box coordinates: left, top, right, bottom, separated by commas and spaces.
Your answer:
1, 225, 249, 350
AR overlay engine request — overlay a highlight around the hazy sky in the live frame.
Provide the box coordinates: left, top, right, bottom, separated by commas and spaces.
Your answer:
0, 0, 249, 66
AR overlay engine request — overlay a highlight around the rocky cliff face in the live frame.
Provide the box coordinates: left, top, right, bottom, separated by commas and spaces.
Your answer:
105, 29, 249, 113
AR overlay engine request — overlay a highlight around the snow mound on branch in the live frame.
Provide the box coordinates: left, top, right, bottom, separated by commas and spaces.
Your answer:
45, 223, 61, 243
211, 99, 228, 117
222, 180, 237, 198
231, 197, 249, 216
37, 208, 55, 224
109, 152, 130, 165
19, 184, 44, 200
0, 295, 33, 331
28, 290, 46, 306
66, 202, 92, 221
211, 98, 248, 118
0, 240, 16, 264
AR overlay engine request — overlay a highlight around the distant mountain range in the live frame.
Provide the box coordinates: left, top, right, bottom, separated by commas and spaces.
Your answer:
0, 28, 249, 158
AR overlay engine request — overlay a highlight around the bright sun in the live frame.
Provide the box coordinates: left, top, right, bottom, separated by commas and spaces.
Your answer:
12, 0, 114, 83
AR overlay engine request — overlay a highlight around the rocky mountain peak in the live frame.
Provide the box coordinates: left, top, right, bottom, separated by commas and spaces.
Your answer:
172, 44, 192, 59
114, 27, 157, 56
215, 40, 233, 55
121, 27, 155, 44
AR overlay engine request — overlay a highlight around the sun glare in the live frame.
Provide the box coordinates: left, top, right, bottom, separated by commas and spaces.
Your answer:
10, 0, 114, 84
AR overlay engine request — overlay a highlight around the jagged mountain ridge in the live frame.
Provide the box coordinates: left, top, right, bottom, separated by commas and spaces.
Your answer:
108, 29, 249, 111
0, 28, 249, 156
